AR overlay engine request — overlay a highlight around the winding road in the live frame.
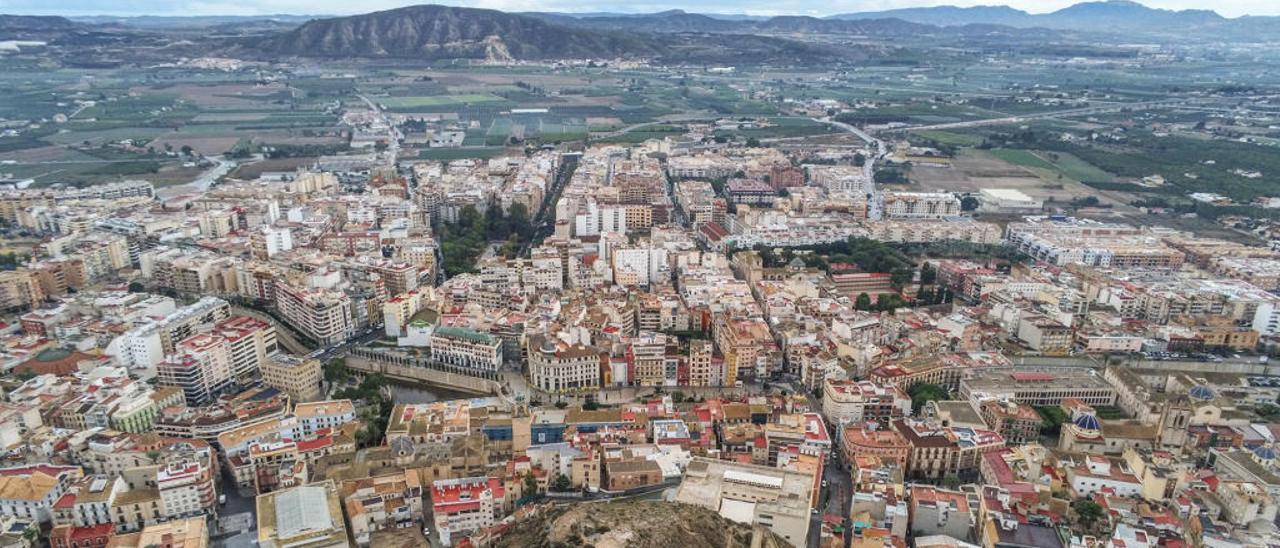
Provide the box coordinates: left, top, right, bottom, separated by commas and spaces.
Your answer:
156, 155, 246, 199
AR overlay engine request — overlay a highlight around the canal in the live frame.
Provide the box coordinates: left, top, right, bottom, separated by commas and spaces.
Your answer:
387, 380, 474, 404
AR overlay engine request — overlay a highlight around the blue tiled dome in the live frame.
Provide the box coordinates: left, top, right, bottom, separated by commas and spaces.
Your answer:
1189, 385, 1215, 401
1073, 414, 1101, 431
1254, 446, 1277, 461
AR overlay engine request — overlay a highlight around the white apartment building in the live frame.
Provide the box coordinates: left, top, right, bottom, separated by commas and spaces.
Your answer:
1067, 456, 1142, 498
293, 400, 357, 438
157, 333, 235, 406
573, 199, 631, 237
880, 192, 961, 219
431, 476, 503, 543
0, 464, 81, 524
430, 327, 503, 373
256, 226, 294, 258
274, 282, 354, 346
822, 379, 912, 426
107, 297, 231, 370
527, 336, 601, 393
612, 247, 668, 287
667, 156, 737, 180
1253, 299, 1280, 336
521, 254, 564, 292
807, 165, 873, 194
156, 460, 217, 519
212, 316, 277, 382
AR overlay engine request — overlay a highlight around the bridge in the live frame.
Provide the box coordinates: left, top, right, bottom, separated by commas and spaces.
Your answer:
345, 348, 506, 398
1011, 353, 1280, 376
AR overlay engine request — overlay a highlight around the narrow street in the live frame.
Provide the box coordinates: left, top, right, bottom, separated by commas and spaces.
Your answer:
800, 384, 853, 548
519, 152, 578, 258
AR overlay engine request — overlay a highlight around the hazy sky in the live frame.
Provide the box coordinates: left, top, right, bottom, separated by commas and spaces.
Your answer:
1, 0, 1276, 18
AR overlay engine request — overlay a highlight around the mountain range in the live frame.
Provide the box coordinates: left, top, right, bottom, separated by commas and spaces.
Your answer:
68, 14, 320, 29
242, 4, 1079, 62
533, 1, 1275, 40
4, 1, 1280, 63
525, 10, 942, 36
0, 14, 79, 32
243, 4, 884, 64
828, 0, 1232, 34
248, 5, 663, 61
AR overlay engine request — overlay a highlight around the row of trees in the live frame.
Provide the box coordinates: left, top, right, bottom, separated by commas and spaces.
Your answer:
914, 286, 955, 306
854, 292, 909, 312
752, 238, 978, 312
436, 203, 534, 276
0, 252, 26, 270
896, 241, 1028, 264
908, 383, 949, 414
750, 236, 915, 277
873, 168, 910, 185
517, 472, 571, 504
325, 359, 393, 448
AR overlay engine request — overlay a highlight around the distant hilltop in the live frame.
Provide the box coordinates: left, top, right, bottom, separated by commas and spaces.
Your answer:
3, 0, 1279, 59
236, 4, 874, 64
826, 0, 1230, 34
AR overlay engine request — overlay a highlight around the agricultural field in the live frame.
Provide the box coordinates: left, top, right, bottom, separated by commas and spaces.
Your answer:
43, 127, 169, 147
713, 117, 839, 140
910, 130, 984, 147
228, 157, 319, 179
836, 102, 1005, 126
909, 149, 1129, 211
0, 67, 348, 187
984, 148, 1060, 172
157, 83, 294, 110
378, 94, 507, 111
953, 124, 1280, 202
417, 147, 506, 161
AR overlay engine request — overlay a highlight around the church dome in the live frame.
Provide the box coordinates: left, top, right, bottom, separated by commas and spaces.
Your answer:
1254, 445, 1277, 462
1073, 414, 1101, 431
1188, 385, 1215, 401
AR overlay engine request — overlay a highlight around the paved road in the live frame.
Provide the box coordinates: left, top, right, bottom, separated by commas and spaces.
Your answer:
355, 93, 400, 166
884, 97, 1252, 133
813, 115, 886, 218
796, 381, 852, 548
590, 114, 716, 140
323, 328, 384, 361
816, 116, 884, 172
229, 305, 311, 355
12, 154, 241, 202
217, 468, 256, 519
519, 153, 578, 258
157, 155, 246, 199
